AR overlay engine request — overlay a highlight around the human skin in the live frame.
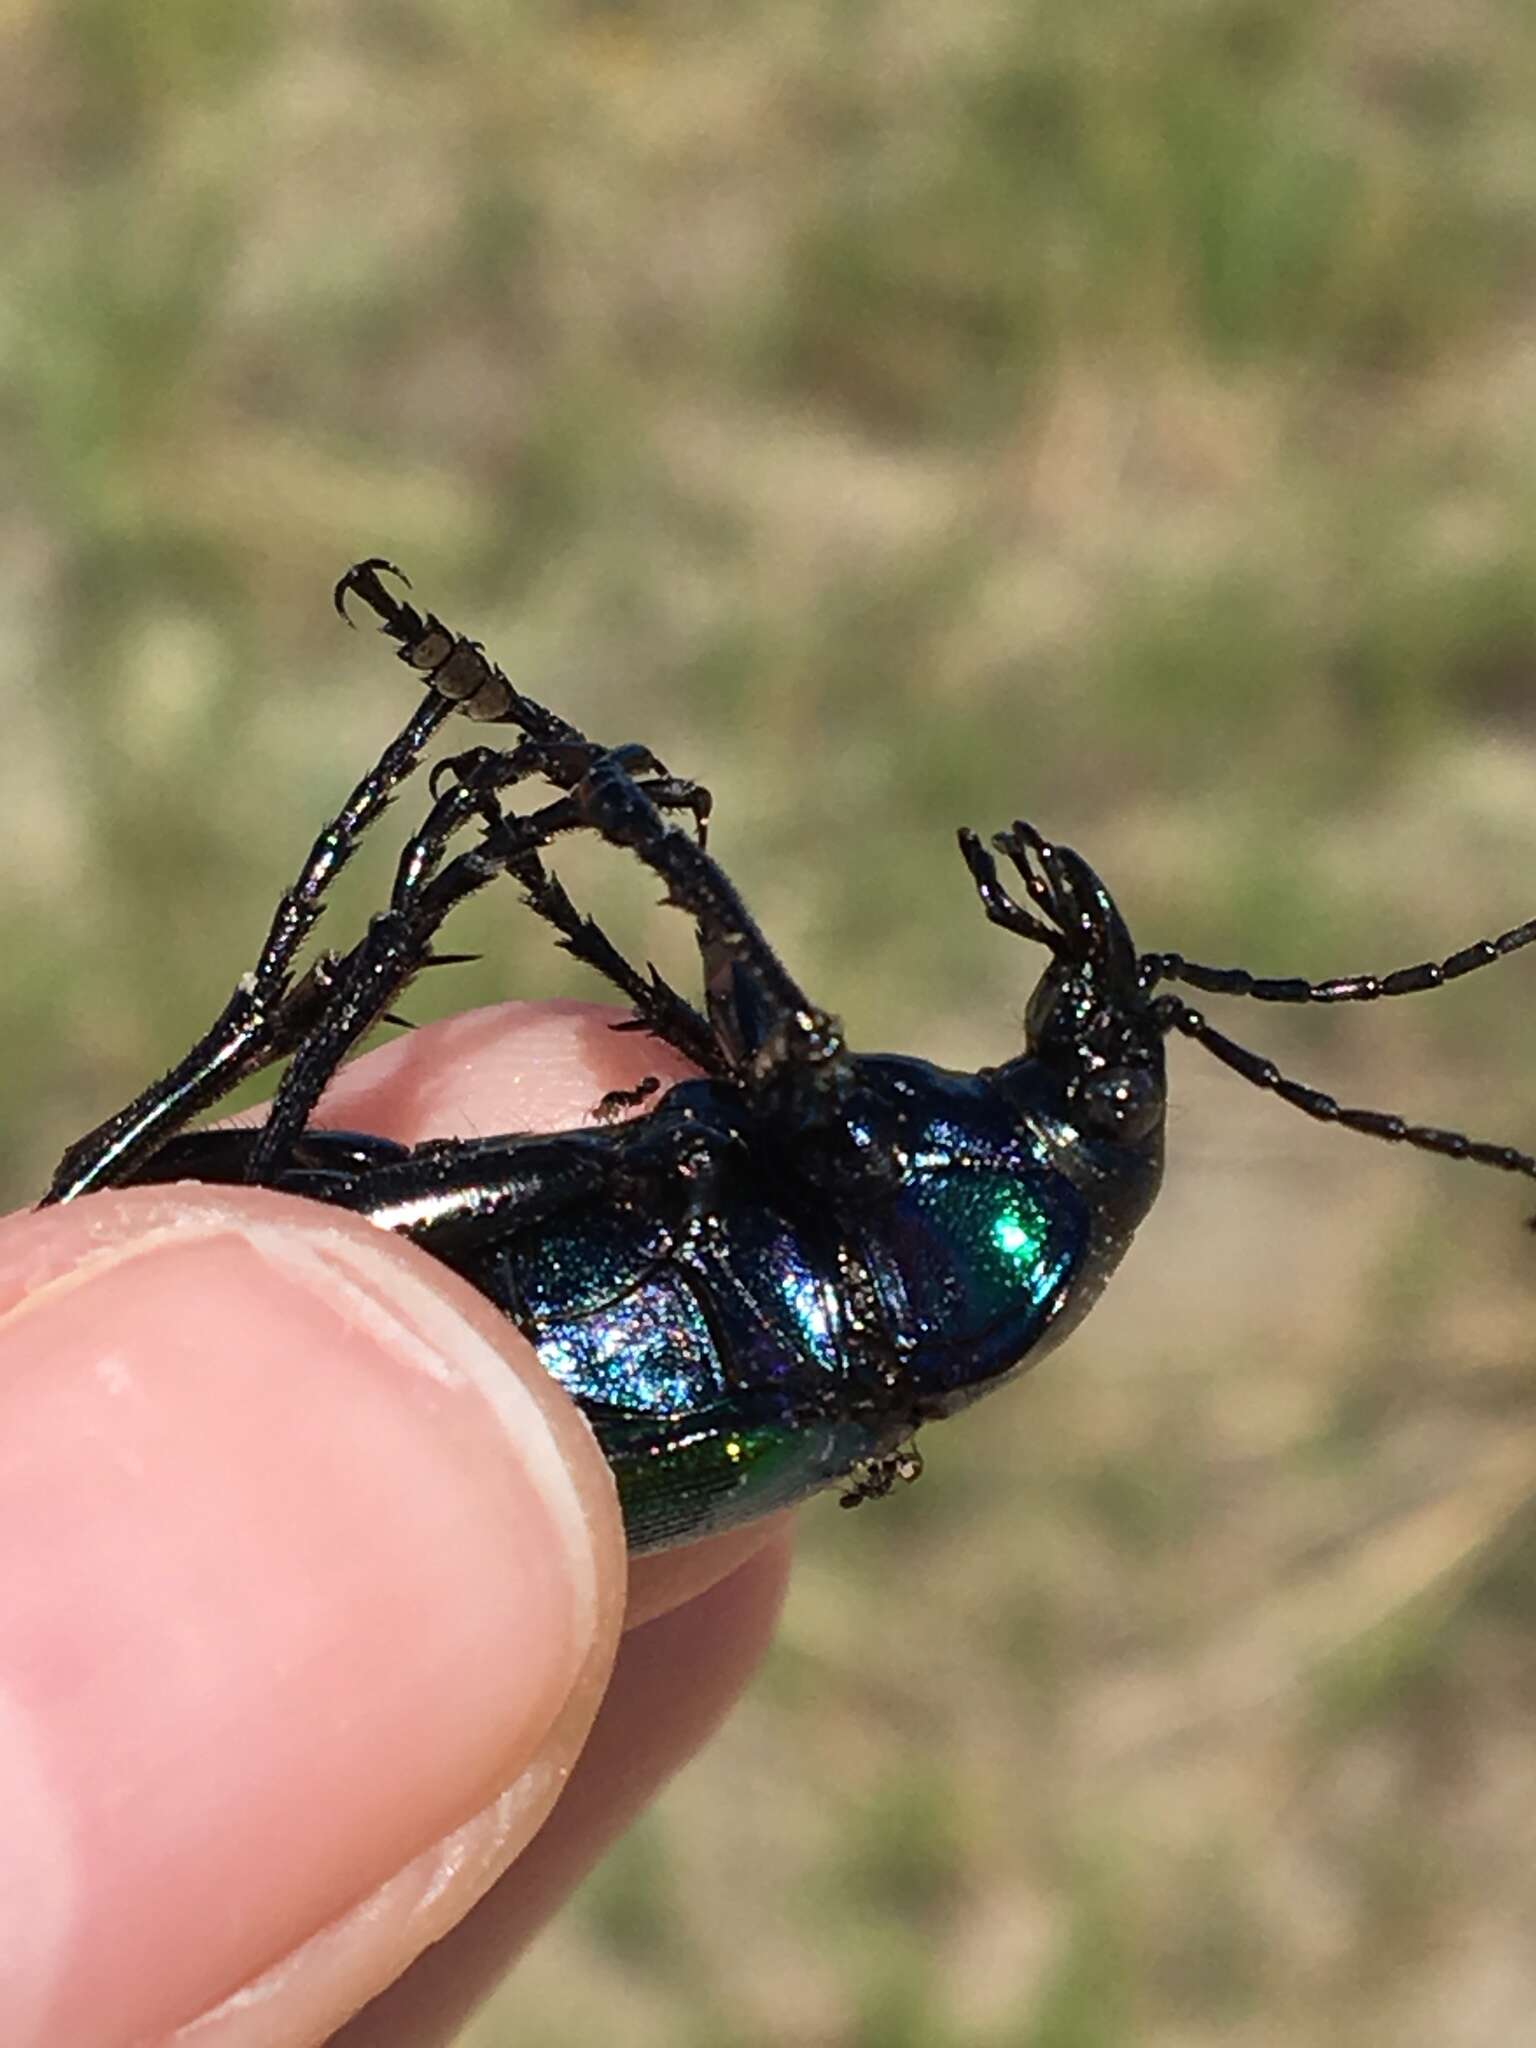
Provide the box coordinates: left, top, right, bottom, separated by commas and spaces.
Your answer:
0, 1001, 792, 2047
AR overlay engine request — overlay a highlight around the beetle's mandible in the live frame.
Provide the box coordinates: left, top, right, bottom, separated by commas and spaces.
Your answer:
42, 562, 1536, 1551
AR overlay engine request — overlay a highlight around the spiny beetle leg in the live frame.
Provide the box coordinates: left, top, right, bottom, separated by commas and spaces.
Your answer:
562, 750, 832, 1068
957, 828, 1060, 951
250, 755, 735, 1181
243, 783, 592, 1177
336, 558, 580, 740
42, 687, 457, 1203
546, 746, 901, 1185
499, 845, 722, 1076
243, 731, 713, 1175
401, 740, 721, 1069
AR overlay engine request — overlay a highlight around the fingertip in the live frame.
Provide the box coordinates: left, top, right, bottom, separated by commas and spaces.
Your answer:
332, 1532, 794, 2048
303, 999, 701, 1148
0, 1184, 626, 2045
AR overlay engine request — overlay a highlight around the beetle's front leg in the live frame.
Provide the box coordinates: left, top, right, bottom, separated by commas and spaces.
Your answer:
956, 828, 1059, 950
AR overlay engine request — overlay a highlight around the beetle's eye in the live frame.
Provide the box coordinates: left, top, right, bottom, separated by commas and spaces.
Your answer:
1078, 1067, 1161, 1141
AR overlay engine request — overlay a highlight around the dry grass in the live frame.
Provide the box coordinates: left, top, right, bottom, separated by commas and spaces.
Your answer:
5, 2, 1536, 2041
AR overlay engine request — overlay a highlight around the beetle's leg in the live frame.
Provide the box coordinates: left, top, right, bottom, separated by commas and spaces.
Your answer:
335, 564, 729, 1054
245, 740, 729, 1179
524, 750, 917, 1201
377, 720, 819, 1093
956, 829, 1061, 952
551, 748, 850, 1099
241, 791, 591, 1178
45, 570, 711, 1204
42, 689, 458, 1204
336, 559, 582, 739
340, 1130, 620, 1258
499, 844, 723, 1075
48, 569, 575, 1203
319, 733, 718, 1063
362, 1111, 739, 1271
251, 728, 849, 1180
401, 744, 720, 1069
337, 561, 722, 835
245, 759, 719, 1178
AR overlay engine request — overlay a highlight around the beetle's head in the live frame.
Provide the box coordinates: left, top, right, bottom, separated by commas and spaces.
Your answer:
961, 820, 1166, 1150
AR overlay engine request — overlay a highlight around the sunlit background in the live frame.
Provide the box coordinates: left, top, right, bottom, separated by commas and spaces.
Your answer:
7, 3, 1536, 2042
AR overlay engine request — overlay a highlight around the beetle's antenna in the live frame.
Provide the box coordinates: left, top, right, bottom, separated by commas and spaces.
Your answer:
1143, 913, 1536, 1008
1154, 996, 1536, 1205
957, 830, 1062, 953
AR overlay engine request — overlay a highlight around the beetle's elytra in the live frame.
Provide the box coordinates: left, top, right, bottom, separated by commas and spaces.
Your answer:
43, 561, 1536, 1551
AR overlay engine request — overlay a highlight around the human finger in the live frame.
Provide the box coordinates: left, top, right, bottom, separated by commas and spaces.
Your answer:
0, 1183, 624, 2048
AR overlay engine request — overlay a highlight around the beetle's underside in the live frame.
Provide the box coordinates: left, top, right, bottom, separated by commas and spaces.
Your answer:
42, 563, 1536, 1548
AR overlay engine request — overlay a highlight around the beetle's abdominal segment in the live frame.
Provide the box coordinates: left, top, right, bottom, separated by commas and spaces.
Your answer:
42, 565, 1536, 1549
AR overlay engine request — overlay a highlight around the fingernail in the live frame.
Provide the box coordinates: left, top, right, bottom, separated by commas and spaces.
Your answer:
0, 1187, 622, 2048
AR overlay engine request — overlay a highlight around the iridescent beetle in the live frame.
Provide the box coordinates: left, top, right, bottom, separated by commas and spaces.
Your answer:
42, 563, 1536, 1550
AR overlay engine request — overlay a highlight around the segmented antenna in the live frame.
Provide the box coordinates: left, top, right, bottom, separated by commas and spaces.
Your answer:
1144, 915, 1536, 1006
1141, 912, 1536, 1212
1153, 995, 1536, 1217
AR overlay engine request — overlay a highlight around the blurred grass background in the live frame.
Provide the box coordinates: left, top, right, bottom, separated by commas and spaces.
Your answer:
7, 1, 1536, 2041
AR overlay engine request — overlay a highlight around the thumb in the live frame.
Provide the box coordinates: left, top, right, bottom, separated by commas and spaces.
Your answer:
0, 1184, 625, 2048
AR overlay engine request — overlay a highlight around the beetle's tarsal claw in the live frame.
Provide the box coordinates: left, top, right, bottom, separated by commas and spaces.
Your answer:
334, 558, 411, 627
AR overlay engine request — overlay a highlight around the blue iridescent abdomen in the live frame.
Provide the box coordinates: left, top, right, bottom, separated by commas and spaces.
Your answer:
443, 1063, 1096, 1549
850, 1076, 1091, 1403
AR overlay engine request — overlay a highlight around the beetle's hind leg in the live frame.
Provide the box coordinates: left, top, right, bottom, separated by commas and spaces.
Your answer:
42, 687, 459, 1205
241, 744, 723, 1178
248, 724, 834, 1182
241, 790, 582, 1179
45, 566, 715, 1204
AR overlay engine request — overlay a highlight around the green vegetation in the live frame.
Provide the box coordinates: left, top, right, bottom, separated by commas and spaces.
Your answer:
6, 2, 1536, 2040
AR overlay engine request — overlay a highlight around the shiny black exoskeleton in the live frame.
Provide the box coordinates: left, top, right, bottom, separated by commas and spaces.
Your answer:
43, 563, 1536, 1550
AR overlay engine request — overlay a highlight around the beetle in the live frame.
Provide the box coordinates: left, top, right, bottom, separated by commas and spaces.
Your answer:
41, 561, 1536, 1551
